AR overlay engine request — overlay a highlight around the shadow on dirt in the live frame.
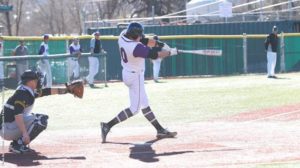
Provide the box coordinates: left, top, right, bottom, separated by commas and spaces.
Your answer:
0, 151, 86, 167
107, 138, 194, 163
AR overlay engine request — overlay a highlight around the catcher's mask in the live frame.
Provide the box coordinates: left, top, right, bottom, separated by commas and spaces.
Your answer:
21, 70, 43, 90
125, 22, 144, 40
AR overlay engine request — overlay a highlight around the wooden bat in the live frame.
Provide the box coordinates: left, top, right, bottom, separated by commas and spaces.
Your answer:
177, 49, 222, 56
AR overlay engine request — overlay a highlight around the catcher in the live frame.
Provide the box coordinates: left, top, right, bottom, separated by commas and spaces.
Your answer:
0, 70, 83, 154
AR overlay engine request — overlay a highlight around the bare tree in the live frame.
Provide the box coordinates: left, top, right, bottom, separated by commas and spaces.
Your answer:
0, 0, 190, 35
0, 0, 12, 35
15, 0, 24, 35
126, 0, 186, 18
67, 0, 83, 34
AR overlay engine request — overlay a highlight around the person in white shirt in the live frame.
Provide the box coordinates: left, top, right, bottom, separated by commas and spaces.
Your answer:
38, 34, 52, 87
68, 37, 81, 81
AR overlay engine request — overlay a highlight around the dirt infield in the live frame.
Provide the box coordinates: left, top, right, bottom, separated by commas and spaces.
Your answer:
2, 104, 300, 168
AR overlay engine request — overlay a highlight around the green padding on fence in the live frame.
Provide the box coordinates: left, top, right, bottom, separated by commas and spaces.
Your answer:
285, 37, 300, 71
79, 37, 244, 79
144, 38, 243, 77
3, 35, 300, 84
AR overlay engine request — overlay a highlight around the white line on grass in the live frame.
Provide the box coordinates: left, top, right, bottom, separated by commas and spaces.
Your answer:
243, 109, 300, 123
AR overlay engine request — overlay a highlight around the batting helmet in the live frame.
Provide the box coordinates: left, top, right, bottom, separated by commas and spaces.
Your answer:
126, 22, 144, 40
21, 70, 43, 89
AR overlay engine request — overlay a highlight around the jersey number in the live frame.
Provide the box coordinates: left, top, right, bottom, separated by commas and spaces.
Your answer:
120, 47, 128, 63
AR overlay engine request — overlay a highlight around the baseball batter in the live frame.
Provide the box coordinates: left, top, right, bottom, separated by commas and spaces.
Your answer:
68, 37, 81, 81
0, 70, 83, 154
38, 34, 52, 87
101, 22, 178, 143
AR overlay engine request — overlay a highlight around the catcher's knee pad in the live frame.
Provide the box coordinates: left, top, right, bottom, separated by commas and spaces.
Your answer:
28, 115, 48, 141
34, 113, 49, 126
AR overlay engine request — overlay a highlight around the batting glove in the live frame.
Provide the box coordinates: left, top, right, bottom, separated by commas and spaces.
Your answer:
169, 48, 178, 56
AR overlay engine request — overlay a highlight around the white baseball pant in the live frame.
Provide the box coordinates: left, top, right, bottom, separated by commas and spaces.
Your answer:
122, 69, 149, 114
267, 51, 277, 76
0, 113, 35, 141
67, 58, 80, 80
86, 57, 99, 84
16, 61, 28, 81
152, 58, 162, 81
38, 60, 52, 87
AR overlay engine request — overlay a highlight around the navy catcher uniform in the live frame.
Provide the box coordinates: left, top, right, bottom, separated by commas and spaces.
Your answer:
0, 70, 83, 153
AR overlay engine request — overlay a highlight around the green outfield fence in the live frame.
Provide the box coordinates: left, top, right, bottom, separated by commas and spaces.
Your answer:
0, 33, 300, 85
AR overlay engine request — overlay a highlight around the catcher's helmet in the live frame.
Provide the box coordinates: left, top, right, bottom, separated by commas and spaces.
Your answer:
126, 22, 144, 40
21, 70, 43, 89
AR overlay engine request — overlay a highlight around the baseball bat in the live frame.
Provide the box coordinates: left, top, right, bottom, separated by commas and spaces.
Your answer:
177, 49, 222, 56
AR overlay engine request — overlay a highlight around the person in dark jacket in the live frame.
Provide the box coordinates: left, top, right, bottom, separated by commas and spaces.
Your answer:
12, 39, 28, 81
86, 31, 102, 88
264, 26, 278, 78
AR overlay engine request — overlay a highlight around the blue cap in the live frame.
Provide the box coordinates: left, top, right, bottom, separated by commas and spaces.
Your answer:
43, 34, 49, 39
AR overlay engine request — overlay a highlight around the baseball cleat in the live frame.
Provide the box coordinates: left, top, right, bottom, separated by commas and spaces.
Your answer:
9, 141, 30, 154
101, 122, 110, 143
156, 129, 177, 139
89, 84, 94, 88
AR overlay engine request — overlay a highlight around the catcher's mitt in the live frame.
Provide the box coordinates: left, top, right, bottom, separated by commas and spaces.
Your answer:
65, 80, 84, 98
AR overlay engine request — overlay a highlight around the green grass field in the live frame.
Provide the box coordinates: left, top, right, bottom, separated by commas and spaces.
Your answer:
2, 72, 300, 130
256, 162, 300, 168
2, 73, 300, 168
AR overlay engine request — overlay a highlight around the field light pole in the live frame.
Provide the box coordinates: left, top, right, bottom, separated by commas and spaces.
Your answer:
243, 33, 248, 73
259, 0, 263, 21
104, 53, 107, 87
0, 5, 13, 166
1, 84, 4, 166
0, 38, 5, 166
280, 32, 286, 73
288, 0, 292, 20
152, 6, 155, 25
